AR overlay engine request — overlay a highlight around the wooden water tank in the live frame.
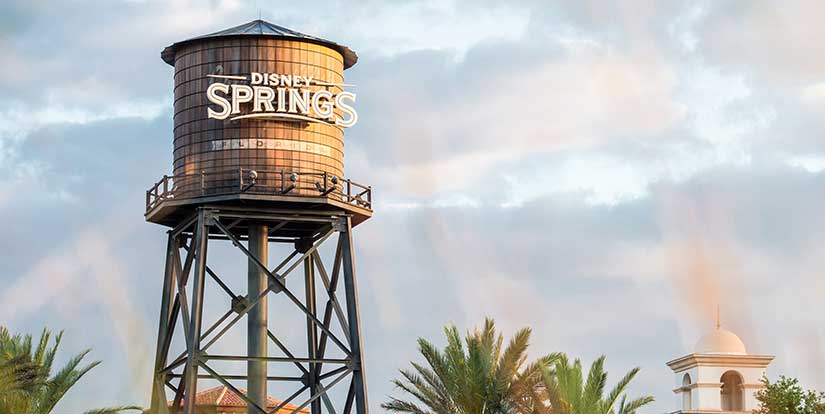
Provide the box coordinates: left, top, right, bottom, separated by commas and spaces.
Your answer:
163, 20, 357, 198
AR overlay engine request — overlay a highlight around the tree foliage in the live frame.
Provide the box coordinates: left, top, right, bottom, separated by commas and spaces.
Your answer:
542, 354, 653, 414
754, 375, 825, 414
382, 318, 560, 414
382, 318, 653, 414
0, 326, 141, 414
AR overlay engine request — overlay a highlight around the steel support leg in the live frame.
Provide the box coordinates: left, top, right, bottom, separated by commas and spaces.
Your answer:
184, 211, 209, 414
340, 217, 369, 414
150, 234, 177, 414
248, 224, 269, 414
305, 253, 321, 414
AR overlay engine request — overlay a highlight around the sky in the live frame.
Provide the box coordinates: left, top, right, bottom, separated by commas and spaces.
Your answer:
1, 0, 825, 413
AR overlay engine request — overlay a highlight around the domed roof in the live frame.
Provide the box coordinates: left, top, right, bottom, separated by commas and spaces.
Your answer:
694, 328, 747, 355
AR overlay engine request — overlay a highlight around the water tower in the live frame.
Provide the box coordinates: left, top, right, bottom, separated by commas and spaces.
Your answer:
145, 20, 372, 414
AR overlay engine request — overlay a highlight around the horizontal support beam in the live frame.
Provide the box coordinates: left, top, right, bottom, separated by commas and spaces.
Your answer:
199, 362, 267, 414
205, 206, 351, 217
205, 233, 299, 243
212, 212, 339, 224
268, 330, 309, 376
168, 373, 304, 381
204, 355, 351, 365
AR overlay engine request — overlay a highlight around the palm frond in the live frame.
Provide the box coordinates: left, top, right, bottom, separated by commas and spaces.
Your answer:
392, 375, 441, 413
602, 366, 641, 413
615, 395, 655, 414
385, 318, 551, 414
41, 331, 63, 376
39, 349, 101, 414
583, 356, 607, 411
496, 327, 531, 390
410, 361, 450, 403
543, 355, 651, 414
83, 405, 143, 414
382, 397, 433, 414
0, 326, 135, 414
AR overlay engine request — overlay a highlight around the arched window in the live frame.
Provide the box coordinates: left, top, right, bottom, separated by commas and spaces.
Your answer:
682, 373, 692, 411
720, 370, 744, 411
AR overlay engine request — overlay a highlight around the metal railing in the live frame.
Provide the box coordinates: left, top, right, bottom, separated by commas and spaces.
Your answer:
146, 168, 372, 213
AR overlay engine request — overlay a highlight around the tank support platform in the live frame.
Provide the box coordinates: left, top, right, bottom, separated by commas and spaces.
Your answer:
149, 206, 369, 414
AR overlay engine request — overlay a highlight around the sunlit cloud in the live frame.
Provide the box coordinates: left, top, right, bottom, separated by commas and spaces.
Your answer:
1, 1, 825, 413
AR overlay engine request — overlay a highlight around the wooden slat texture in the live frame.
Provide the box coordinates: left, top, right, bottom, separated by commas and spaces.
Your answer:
171, 38, 347, 197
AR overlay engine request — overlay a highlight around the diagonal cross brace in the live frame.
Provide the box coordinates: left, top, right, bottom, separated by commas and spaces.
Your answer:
313, 248, 351, 342
276, 368, 353, 414
208, 219, 352, 355
198, 361, 268, 414
195, 226, 334, 354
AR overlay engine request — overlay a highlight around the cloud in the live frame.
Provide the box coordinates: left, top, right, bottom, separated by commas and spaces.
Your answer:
346, 35, 689, 207
369, 164, 825, 411
697, 0, 825, 83
0, 114, 170, 410
1, 1, 825, 413
0, 218, 154, 387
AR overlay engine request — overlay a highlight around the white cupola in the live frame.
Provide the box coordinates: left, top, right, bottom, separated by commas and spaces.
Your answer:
666, 313, 773, 413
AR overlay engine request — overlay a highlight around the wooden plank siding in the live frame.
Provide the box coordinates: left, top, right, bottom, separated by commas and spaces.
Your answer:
171, 38, 346, 197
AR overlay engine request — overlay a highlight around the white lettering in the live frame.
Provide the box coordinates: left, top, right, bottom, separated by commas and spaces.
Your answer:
288, 89, 311, 114
279, 74, 292, 87
253, 86, 276, 112
312, 90, 334, 119
276, 88, 287, 112
231, 85, 254, 114
335, 92, 358, 128
206, 73, 358, 127
207, 83, 231, 120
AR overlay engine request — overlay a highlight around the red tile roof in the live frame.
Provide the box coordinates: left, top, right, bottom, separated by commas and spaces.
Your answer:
168, 386, 309, 413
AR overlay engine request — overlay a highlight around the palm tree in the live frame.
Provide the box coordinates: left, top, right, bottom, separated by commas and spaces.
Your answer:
0, 326, 141, 414
382, 318, 560, 414
542, 354, 653, 414
0, 351, 40, 413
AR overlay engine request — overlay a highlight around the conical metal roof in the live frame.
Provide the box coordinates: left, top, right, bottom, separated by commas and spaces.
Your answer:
161, 19, 358, 69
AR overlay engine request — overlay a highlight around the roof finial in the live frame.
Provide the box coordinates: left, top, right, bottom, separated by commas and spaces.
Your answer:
716, 305, 721, 330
